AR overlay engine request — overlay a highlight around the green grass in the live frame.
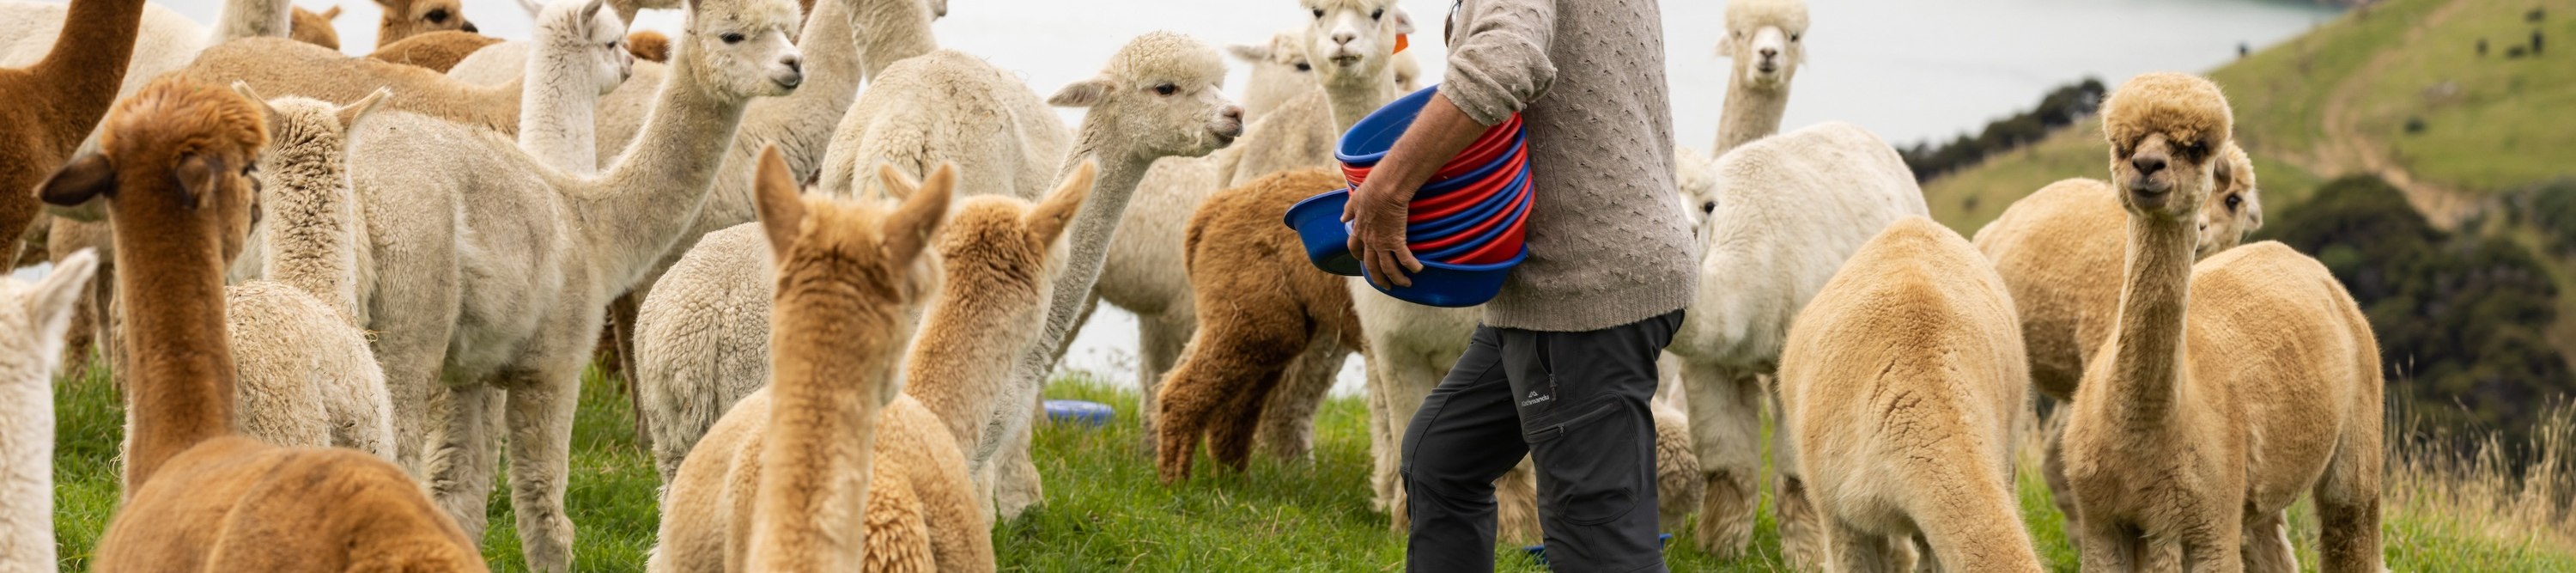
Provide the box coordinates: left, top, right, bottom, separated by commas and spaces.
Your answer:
45, 362, 2576, 570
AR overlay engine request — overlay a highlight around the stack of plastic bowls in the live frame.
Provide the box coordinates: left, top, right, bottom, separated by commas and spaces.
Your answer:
1282, 85, 1533, 308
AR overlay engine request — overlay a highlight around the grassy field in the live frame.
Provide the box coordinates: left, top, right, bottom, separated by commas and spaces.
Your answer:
43, 361, 2576, 571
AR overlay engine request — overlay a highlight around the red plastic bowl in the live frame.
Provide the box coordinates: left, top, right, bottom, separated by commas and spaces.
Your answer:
1406, 153, 1527, 222
1443, 198, 1533, 265
1410, 182, 1529, 253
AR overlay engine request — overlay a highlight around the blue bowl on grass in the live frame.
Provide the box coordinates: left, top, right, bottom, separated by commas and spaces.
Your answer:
1285, 189, 1364, 276
1042, 399, 1115, 427
1359, 247, 1530, 307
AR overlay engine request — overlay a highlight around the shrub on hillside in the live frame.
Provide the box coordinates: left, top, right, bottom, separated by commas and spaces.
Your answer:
1900, 78, 2107, 181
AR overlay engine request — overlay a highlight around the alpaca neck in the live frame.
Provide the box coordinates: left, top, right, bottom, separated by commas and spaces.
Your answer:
747, 279, 902, 571
906, 265, 1050, 453
260, 146, 362, 322
1712, 80, 1789, 156
108, 199, 240, 493
578, 49, 758, 295
1321, 69, 1397, 133
29, 0, 147, 150
994, 139, 1149, 469
2091, 211, 2198, 425
0, 362, 56, 570
207, 0, 294, 46
519, 27, 605, 174
854, 0, 936, 82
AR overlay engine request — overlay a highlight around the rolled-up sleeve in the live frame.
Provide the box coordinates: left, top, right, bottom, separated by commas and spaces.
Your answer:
1441, 0, 1557, 126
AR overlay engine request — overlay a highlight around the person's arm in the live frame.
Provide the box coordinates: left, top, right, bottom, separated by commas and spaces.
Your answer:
1346, 0, 1556, 288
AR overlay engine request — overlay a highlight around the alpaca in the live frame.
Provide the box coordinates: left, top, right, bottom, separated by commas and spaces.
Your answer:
1667, 121, 1929, 561
627, 29, 671, 62
1974, 143, 2264, 535
0, 0, 148, 275
647, 152, 970, 572
633, 33, 1242, 513
39, 76, 483, 573
291, 6, 343, 50
333, 0, 805, 567
0, 250, 95, 573
813, 32, 1069, 199
369, 31, 509, 73
1776, 216, 2042, 572
374, 0, 478, 47
2060, 72, 2382, 573
1225, 31, 1316, 123
517, 0, 636, 174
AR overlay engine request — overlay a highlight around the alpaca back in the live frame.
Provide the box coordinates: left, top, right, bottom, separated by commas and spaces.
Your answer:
639, 223, 780, 479
2185, 241, 2382, 507
1972, 179, 2128, 401
819, 50, 1071, 200
185, 38, 521, 135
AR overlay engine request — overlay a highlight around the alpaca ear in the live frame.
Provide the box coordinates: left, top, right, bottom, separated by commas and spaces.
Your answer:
1048, 78, 1112, 107
39, 154, 116, 221
517, 0, 545, 19
1025, 161, 1096, 251
580, 0, 607, 26
1714, 36, 1735, 58
1390, 8, 1415, 35
321, 5, 342, 20
339, 88, 393, 130
230, 82, 284, 131
882, 163, 954, 271
1226, 43, 1272, 63
752, 146, 807, 260
27, 248, 100, 344
173, 154, 227, 210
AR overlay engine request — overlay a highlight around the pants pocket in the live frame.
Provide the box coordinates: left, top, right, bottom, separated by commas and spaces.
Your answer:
1523, 398, 1649, 526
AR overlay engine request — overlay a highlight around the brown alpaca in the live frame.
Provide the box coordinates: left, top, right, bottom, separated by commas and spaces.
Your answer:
627, 29, 672, 63
2060, 72, 2383, 573
0, 0, 146, 266
1152, 168, 1364, 484
375, 0, 478, 47
187, 37, 533, 134
1777, 216, 2042, 572
38, 77, 482, 572
652, 153, 980, 572
291, 6, 344, 51
368, 31, 509, 73
1973, 142, 2264, 533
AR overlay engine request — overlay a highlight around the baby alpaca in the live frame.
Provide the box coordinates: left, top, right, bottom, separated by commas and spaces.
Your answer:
1777, 216, 2041, 572
0, 251, 97, 573
2060, 72, 2382, 573
41, 76, 482, 573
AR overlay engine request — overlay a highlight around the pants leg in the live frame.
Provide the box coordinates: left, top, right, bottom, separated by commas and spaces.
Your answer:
1402, 326, 1527, 572
1516, 310, 1680, 573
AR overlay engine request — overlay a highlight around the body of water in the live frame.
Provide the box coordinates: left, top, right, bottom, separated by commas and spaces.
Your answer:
21, 0, 2343, 395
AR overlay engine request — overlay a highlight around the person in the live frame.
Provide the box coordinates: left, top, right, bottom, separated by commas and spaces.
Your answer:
1341, 0, 1698, 570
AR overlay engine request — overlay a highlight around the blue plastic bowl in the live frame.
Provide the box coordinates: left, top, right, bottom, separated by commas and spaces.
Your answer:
1335, 86, 1440, 167
1043, 399, 1115, 427
1359, 247, 1530, 307
1416, 188, 1531, 263
1285, 189, 1364, 276
1413, 134, 1526, 198
1407, 168, 1529, 243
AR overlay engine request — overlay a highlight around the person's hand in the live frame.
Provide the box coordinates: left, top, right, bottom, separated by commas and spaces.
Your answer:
1344, 174, 1423, 289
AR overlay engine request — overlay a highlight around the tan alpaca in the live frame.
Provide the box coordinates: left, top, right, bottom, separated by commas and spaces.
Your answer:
0, 0, 146, 269
375, 0, 479, 47
370, 31, 510, 73
2061, 72, 2383, 573
183, 28, 628, 137
290, 6, 344, 51
650, 151, 975, 572
38, 76, 482, 573
1777, 216, 2042, 572
1973, 143, 2263, 531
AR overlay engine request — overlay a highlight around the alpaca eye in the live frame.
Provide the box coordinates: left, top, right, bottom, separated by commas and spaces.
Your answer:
2225, 195, 2242, 210
1154, 83, 1178, 96
1294, 63, 1311, 71
1790, 34, 1801, 42
721, 33, 746, 44
426, 9, 448, 23
1313, 9, 1325, 18
1371, 9, 1384, 20
1700, 201, 1716, 214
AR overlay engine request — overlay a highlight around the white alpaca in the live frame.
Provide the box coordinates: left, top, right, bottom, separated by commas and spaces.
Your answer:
0, 250, 94, 573
813, 30, 1067, 199
337, 0, 805, 568
635, 32, 1242, 519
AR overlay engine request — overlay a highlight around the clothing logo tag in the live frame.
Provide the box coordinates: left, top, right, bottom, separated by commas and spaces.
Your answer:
1519, 390, 1552, 406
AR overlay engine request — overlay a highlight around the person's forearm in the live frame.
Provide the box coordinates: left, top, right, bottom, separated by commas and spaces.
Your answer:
1367, 91, 1492, 201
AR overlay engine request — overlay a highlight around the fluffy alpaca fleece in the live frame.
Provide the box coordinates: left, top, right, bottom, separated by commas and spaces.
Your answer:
1668, 121, 1931, 558
40, 77, 483, 573
374, 0, 478, 47
1973, 144, 2264, 533
0, 0, 149, 276
627, 29, 671, 63
290, 6, 343, 50
649, 153, 975, 572
2060, 72, 2382, 573
369, 31, 510, 73
1225, 32, 1317, 123
333, 0, 805, 568
0, 251, 94, 573
1704, 0, 1807, 156
634, 33, 1242, 519
1776, 216, 2042, 572
814, 44, 1068, 199
516, 0, 636, 174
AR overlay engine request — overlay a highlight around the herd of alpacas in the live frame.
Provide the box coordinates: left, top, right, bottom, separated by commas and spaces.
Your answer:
0, 0, 2392, 570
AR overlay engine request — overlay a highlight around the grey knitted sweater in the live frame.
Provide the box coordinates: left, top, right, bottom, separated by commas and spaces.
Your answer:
1442, 0, 1698, 332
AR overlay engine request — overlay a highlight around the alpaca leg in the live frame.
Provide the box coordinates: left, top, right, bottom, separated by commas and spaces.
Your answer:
1364, 355, 1401, 515
993, 397, 1044, 519
2075, 514, 2138, 572
1493, 458, 1543, 545
2313, 434, 2385, 573
608, 290, 651, 451
1650, 393, 1704, 531
2044, 412, 2081, 549
1206, 355, 1287, 472
501, 365, 584, 573
2182, 522, 2245, 573
1254, 336, 1342, 460
1683, 363, 1763, 555
1153, 319, 1298, 484
1134, 309, 1187, 436
2240, 510, 2296, 573
1771, 378, 1824, 567
422, 383, 501, 541
1377, 351, 1449, 531
58, 267, 97, 371
1824, 520, 1903, 573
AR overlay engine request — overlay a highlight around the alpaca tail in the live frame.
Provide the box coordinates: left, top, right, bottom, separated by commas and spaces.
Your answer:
1902, 433, 2044, 573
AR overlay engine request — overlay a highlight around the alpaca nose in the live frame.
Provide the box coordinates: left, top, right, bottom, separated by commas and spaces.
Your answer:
1220, 105, 1243, 123
781, 54, 804, 75
1333, 31, 1358, 46
1759, 47, 1778, 59
461, 21, 477, 34
2132, 155, 2167, 176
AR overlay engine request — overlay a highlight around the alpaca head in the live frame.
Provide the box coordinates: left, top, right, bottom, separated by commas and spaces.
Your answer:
374, 0, 478, 42
39, 78, 270, 267
527, 0, 638, 95
234, 84, 387, 221
2100, 72, 2233, 224
290, 6, 344, 51
934, 162, 1096, 319
675, 0, 806, 99
1298, 0, 1412, 89
753, 149, 951, 405
0, 250, 96, 393
1717, 0, 1810, 90
1049, 32, 1244, 162
1228, 32, 1315, 121
2197, 142, 2263, 259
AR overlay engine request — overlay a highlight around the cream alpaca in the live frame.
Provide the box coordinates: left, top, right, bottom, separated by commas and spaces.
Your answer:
1777, 216, 2042, 572
649, 154, 970, 572
44, 76, 483, 573
337, 0, 804, 568
634, 33, 1242, 515
0, 251, 95, 573
2060, 72, 2381, 573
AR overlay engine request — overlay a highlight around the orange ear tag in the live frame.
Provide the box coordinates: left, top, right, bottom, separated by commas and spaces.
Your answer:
1394, 34, 1410, 54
